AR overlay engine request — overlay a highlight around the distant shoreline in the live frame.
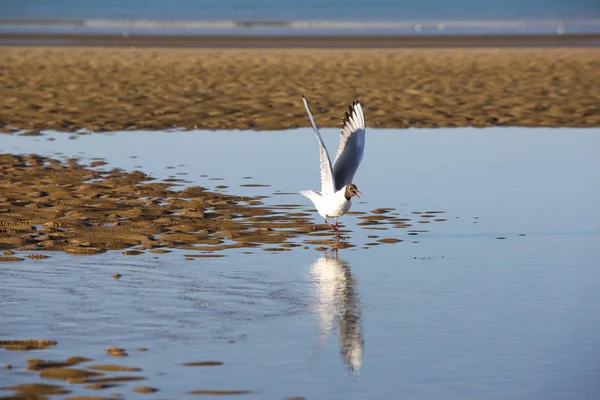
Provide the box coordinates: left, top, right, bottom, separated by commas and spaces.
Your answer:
1, 32, 599, 48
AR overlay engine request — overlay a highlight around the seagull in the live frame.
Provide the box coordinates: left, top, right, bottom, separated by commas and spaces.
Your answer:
300, 96, 366, 238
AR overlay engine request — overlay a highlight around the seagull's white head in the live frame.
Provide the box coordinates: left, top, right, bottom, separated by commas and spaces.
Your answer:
344, 184, 361, 200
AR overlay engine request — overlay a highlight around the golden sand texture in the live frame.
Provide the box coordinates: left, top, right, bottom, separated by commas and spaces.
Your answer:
0, 154, 316, 254
1, 46, 599, 132
0, 153, 446, 255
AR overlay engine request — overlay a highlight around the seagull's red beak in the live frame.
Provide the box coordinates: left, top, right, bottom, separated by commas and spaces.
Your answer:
355, 190, 361, 198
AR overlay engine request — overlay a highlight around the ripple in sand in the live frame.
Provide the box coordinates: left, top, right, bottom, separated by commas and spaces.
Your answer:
87, 365, 141, 372
181, 361, 224, 367
188, 390, 252, 395
239, 184, 270, 187
122, 250, 144, 255
370, 208, 395, 214
329, 241, 355, 249
66, 357, 93, 364
184, 254, 226, 258
263, 247, 292, 252
0, 339, 57, 351
65, 247, 106, 255
84, 376, 146, 384
358, 215, 388, 221
377, 238, 402, 244
27, 253, 51, 259
84, 383, 120, 390
149, 249, 172, 254
133, 386, 159, 393
7, 383, 70, 396
106, 347, 127, 357
27, 358, 86, 371
0, 256, 24, 262
39, 367, 102, 380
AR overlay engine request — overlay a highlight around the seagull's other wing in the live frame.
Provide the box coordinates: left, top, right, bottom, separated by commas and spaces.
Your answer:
332, 101, 366, 191
303, 96, 335, 195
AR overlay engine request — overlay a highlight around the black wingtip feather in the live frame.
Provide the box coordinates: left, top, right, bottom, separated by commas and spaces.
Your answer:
340, 100, 362, 129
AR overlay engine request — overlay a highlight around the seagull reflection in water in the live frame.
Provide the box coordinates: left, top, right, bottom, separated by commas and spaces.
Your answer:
309, 251, 364, 375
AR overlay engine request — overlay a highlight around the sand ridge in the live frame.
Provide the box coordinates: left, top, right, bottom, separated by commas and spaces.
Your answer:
1, 46, 599, 132
0, 153, 434, 256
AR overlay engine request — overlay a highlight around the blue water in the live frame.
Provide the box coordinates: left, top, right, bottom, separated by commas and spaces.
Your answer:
1, 128, 599, 399
1, 0, 600, 36
2, 0, 600, 22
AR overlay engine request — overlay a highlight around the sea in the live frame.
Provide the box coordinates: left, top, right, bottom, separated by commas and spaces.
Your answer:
1, 0, 600, 36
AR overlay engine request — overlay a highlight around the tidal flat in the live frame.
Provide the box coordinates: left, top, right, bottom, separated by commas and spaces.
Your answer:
1, 47, 600, 133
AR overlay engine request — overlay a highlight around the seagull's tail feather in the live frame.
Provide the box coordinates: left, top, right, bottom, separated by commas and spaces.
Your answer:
300, 190, 321, 206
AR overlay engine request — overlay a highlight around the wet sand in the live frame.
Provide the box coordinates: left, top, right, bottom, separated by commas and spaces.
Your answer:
1, 46, 599, 132
1, 342, 245, 398
0, 153, 427, 256
3, 32, 599, 48
0, 154, 311, 255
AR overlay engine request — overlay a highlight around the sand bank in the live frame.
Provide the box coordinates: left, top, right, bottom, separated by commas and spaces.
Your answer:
0, 154, 422, 256
1, 46, 599, 132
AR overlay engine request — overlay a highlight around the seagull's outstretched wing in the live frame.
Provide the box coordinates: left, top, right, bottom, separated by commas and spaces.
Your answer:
303, 96, 335, 195
332, 101, 365, 191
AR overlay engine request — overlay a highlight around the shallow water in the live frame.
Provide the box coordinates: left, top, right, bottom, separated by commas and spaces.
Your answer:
1, 127, 600, 399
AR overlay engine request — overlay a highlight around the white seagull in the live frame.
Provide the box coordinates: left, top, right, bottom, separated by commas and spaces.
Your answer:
300, 96, 366, 238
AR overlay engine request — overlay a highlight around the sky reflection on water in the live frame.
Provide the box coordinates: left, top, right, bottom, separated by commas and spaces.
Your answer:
1, 127, 599, 399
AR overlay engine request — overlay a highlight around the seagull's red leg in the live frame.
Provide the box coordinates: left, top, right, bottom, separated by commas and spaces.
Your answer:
326, 217, 340, 240
324, 218, 337, 232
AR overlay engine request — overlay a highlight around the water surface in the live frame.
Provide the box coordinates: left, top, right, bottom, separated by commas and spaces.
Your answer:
1, 127, 599, 399
2, 0, 600, 37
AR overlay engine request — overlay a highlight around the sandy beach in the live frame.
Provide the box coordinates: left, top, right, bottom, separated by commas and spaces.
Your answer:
1, 38, 599, 397
1, 46, 599, 132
